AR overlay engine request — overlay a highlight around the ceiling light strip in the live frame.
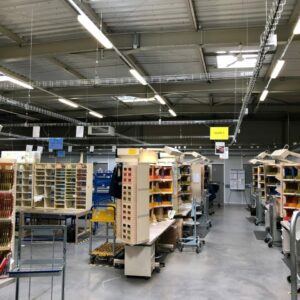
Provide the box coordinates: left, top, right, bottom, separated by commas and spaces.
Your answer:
0, 75, 33, 90
89, 111, 103, 119
58, 98, 79, 108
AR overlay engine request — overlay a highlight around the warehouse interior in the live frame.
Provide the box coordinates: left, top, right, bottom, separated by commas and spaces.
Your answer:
0, 0, 300, 299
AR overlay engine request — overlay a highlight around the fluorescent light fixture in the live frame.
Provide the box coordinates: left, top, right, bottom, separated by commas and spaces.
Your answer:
0, 75, 33, 89
129, 69, 147, 85
58, 98, 78, 108
168, 109, 177, 117
293, 18, 300, 34
270, 60, 285, 79
259, 89, 269, 101
116, 96, 155, 103
89, 111, 103, 119
77, 14, 113, 49
216, 55, 257, 69
154, 94, 166, 105
229, 49, 258, 54
216, 51, 226, 54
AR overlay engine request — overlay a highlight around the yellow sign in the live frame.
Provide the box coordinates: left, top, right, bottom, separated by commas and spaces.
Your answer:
210, 127, 229, 140
128, 148, 138, 155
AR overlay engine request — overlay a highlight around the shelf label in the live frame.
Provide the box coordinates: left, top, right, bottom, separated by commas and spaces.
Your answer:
210, 127, 229, 140
128, 148, 138, 155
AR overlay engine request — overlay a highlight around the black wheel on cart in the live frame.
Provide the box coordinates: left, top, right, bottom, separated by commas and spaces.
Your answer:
196, 246, 200, 254
268, 241, 273, 248
156, 267, 161, 273
264, 237, 270, 243
179, 245, 183, 252
287, 275, 291, 283
89, 256, 95, 264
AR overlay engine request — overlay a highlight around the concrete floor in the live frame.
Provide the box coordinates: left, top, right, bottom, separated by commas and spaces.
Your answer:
0, 205, 292, 300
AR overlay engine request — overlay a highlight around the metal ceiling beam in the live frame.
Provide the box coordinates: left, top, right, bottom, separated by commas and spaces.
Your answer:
186, 0, 199, 31
0, 24, 25, 46
0, 23, 87, 89
0, 95, 85, 124
1, 119, 238, 128
47, 56, 87, 79
197, 46, 210, 83
2, 103, 296, 120
6, 78, 300, 99
0, 26, 294, 61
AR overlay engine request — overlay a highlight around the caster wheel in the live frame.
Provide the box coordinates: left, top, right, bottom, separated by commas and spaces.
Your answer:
89, 257, 95, 264
264, 237, 269, 243
196, 247, 200, 254
156, 268, 161, 273
268, 242, 273, 248
209, 222, 212, 228
287, 275, 291, 283
202, 240, 206, 245
179, 245, 183, 252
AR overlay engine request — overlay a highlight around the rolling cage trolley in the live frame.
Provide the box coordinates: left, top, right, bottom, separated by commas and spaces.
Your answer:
89, 204, 124, 265
289, 210, 300, 299
263, 195, 281, 248
9, 225, 67, 300
178, 197, 205, 253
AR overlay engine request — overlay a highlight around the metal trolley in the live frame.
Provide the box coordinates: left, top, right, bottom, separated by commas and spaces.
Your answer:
178, 197, 205, 254
9, 225, 67, 300
89, 204, 124, 264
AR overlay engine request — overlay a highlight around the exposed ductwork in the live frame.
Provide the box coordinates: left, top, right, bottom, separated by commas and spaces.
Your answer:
2, 119, 238, 127
231, 0, 287, 145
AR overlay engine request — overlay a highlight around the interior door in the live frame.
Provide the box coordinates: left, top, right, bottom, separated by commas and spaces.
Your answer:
211, 164, 224, 206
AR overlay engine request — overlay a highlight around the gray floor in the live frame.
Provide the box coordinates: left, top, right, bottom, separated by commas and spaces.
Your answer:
0, 205, 292, 300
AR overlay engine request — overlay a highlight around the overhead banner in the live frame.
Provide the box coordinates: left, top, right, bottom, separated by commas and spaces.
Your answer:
210, 127, 229, 140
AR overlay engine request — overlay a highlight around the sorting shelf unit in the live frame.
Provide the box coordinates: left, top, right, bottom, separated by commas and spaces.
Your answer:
0, 159, 16, 280
265, 164, 283, 216
120, 164, 149, 245
178, 164, 192, 205
32, 163, 93, 210
258, 165, 266, 203
252, 166, 259, 192
282, 164, 300, 221
149, 165, 174, 222
16, 163, 34, 208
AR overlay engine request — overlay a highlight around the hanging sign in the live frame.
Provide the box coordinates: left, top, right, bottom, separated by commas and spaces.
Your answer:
57, 150, 65, 158
49, 138, 63, 150
32, 126, 40, 138
210, 127, 229, 140
215, 142, 225, 155
220, 147, 229, 159
76, 126, 84, 138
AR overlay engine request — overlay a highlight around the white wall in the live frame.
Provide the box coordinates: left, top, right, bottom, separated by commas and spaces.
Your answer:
209, 155, 252, 205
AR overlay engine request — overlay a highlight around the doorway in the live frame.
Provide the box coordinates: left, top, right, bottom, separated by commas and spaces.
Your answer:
211, 164, 225, 206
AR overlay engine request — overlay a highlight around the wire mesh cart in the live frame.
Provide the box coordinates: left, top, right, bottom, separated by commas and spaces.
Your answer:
89, 204, 124, 265
9, 225, 67, 300
178, 198, 205, 253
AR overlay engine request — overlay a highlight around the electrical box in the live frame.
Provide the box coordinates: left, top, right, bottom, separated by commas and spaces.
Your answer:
88, 126, 115, 136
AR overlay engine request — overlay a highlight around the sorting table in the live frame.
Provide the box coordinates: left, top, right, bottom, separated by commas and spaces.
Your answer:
16, 208, 91, 244
175, 203, 192, 217
124, 219, 176, 277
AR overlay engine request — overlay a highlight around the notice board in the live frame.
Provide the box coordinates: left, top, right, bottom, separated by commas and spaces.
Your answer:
230, 169, 245, 191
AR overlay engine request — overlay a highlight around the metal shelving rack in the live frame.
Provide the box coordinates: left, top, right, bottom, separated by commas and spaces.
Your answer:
16, 163, 93, 210
16, 163, 34, 208
0, 159, 16, 285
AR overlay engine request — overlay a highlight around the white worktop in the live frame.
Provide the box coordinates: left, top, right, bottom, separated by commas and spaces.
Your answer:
147, 219, 176, 245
